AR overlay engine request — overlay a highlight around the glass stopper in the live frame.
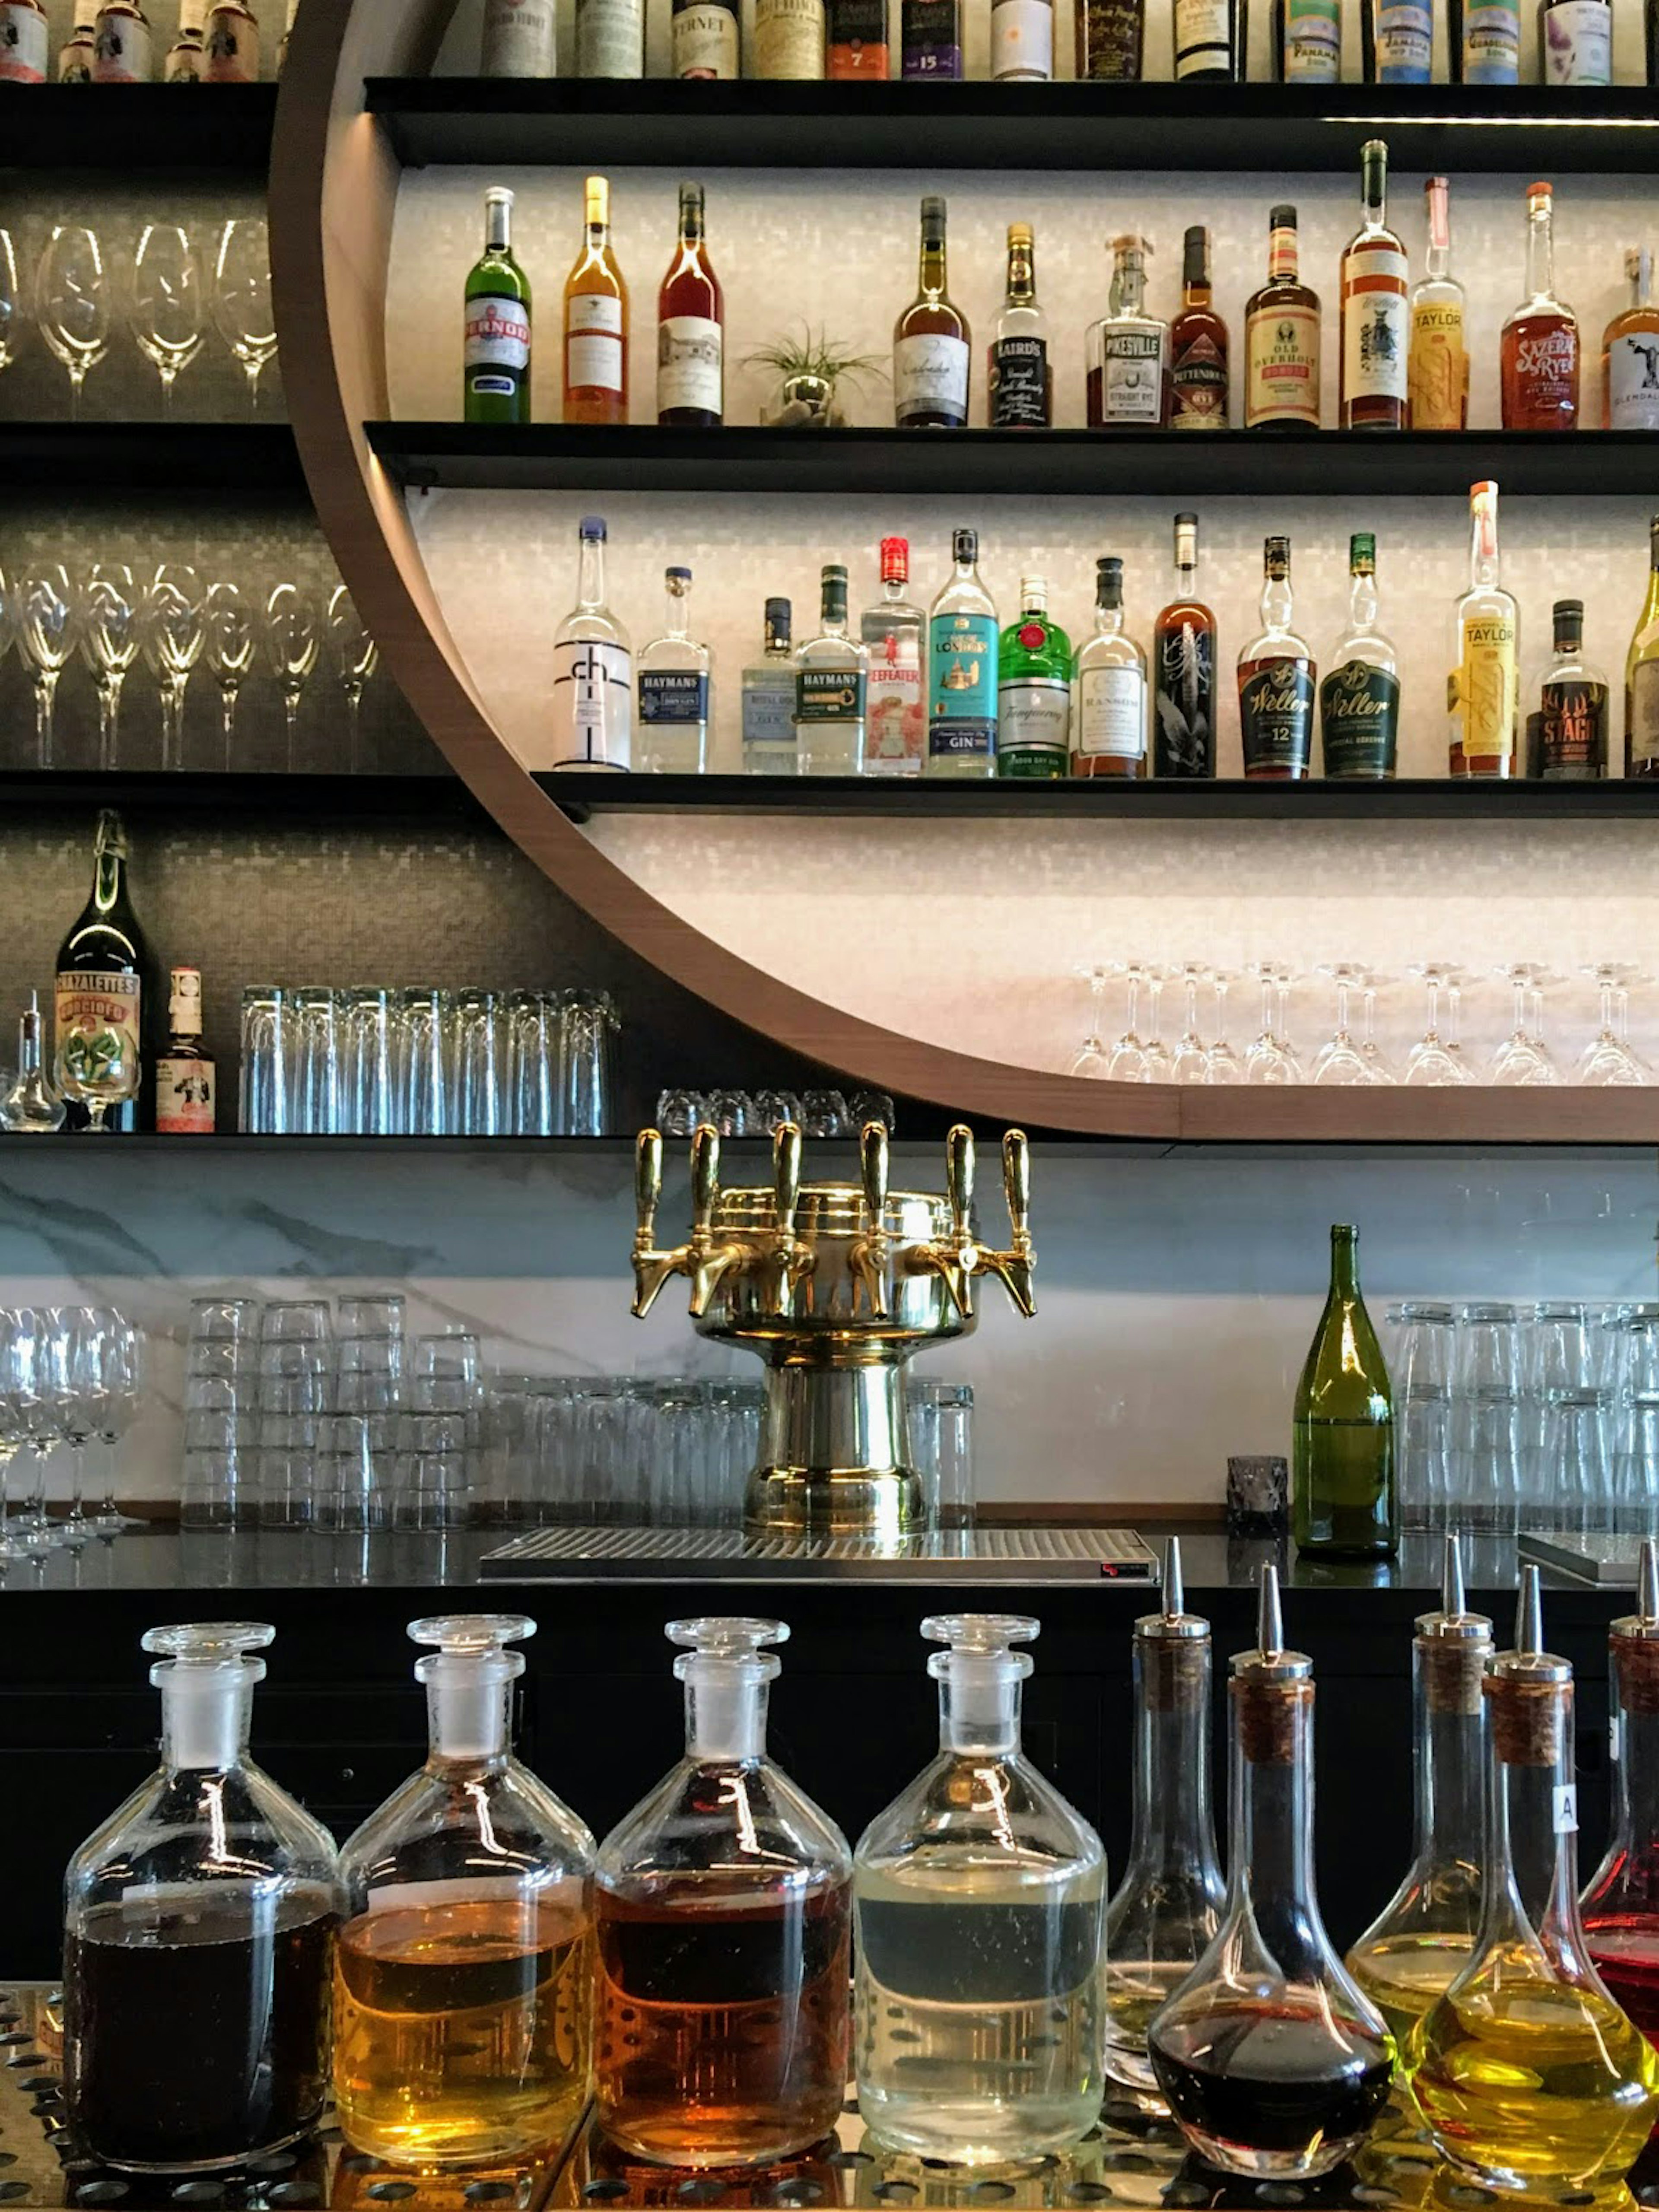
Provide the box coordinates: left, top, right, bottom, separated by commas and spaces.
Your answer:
142, 1621, 275, 1662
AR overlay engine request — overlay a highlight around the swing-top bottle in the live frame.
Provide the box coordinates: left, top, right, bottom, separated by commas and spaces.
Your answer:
1582, 1538, 1659, 2047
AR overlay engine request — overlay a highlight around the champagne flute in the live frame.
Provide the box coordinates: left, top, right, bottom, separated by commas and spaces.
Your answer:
140, 561, 204, 772
211, 217, 277, 416
1068, 965, 1109, 1079
327, 583, 378, 772
36, 224, 110, 420
79, 562, 140, 772
1311, 963, 1370, 1086
0, 228, 26, 382
1170, 961, 1211, 1084
264, 582, 319, 769
16, 564, 76, 768
203, 580, 256, 768
128, 223, 203, 420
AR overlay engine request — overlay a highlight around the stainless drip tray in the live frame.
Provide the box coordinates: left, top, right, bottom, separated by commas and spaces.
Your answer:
1516, 1530, 1650, 1585
480, 1525, 1159, 1583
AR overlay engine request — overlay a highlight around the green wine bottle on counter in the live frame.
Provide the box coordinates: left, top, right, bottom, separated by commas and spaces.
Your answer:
1292, 1223, 1398, 1557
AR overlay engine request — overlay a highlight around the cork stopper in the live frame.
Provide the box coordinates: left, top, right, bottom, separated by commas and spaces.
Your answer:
1230, 1564, 1313, 1765
1137, 1538, 1209, 1712
1611, 1539, 1659, 1716
1417, 1535, 1495, 1717
1486, 1568, 1571, 1767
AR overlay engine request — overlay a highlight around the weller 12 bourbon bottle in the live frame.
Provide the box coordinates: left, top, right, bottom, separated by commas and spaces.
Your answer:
1238, 537, 1315, 780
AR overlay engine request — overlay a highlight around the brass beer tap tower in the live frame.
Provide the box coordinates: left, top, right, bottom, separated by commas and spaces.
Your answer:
630, 1119, 1037, 1540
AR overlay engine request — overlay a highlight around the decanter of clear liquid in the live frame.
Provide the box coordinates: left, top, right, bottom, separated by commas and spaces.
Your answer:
1348, 1534, 1493, 2046
1407, 1568, 1659, 2195
1583, 1539, 1659, 2049
594, 1617, 852, 2168
0, 992, 65, 1132
333, 1614, 596, 2170
1103, 1538, 1226, 2110
853, 1613, 1107, 2166
63, 1623, 343, 2174
1147, 1566, 1395, 2180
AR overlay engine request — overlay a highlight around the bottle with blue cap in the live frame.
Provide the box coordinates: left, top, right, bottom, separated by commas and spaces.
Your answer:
549, 515, 632, 771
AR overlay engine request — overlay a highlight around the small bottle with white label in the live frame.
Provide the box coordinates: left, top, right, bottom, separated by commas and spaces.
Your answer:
1272, 0, 1339, 75
154, 967, 216, 1137
638, 567, 712, 776
1602, 247, 1659, 429
481, 0, 556, 72
754, 0, 826, 73
204, 0, 260, 80
742, 599, 798, 775
549, 517, 632, 773
992, 0, 1053, 77
894, 196, 971, 430
0, 0, 50, 82
465, 187, 532, 426
1539, 0, 1610, 79
1454, 0, 1519, 80
1072, 558, 1147, 780
57, 0, 98, 77
164, 0, 206, 78
92, 0, 153, 79
656, 182, 723, 429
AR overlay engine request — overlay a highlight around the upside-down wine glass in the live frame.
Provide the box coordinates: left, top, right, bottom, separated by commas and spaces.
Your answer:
1141, 966, 1173, 1082
1577, 965, 1649, 1086
1490, 962, 1558, 1086
1205, 970, 1243, 1084
36, 224, 110, 420
80, 562, 140, 772
141, 562, 205, 771
328, 584, 378, 772
1070, 966, 1110, 1080
1170, 962, 1210, 1084
128, 223, 203, 419
91, 1309, 140, 1535
203, 581, 257, 768
1312, 963, 1370, 1085
211, 217, 278, 416
1246, 961, 1300, 1084
1404, 962, 1468, 1086
17, 564, 76, 769
264, 582, 319, 769
1108, 961, 1153, 1083
1358, 972, 1397, 1084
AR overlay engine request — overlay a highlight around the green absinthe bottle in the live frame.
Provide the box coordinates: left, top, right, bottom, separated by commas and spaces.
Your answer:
1292, 1223, 1398, 1557
464, 184, 533, 425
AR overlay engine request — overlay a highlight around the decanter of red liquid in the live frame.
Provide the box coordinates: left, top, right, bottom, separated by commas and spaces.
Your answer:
1581, 1537, 1659, 2047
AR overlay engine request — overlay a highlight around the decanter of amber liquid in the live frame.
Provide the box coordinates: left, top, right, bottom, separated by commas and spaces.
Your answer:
1408, 1568, 1659, 2195
63, 1623, 343, 2174
333, 1614, 596, 2170
854, 1613, 1108, 2165
594, 1617, 852, 2168
1348, 1535, 1492, 2046
1580, 1539, 1659, 2050
1147, 1566, 1395, 2179
1103, 1538, 1225, 2110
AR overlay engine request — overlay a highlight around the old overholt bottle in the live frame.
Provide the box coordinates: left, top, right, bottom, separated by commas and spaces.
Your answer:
1292, 1223, 1398, 1557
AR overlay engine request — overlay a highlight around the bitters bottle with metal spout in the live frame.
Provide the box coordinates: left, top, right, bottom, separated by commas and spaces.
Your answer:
1582, 1539, 1659, 2046
1147, 1567, 1394, 2178
64, 1624, 343, 2174
333, 1615, 596, 2169
594, 1618, 852, 2167
854, 1614, 1107, 2164
1103, 1538, 1226, 2109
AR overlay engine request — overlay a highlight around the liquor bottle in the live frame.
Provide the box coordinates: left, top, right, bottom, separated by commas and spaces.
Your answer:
1075, 0, 1142, 71
861, 538, 926, 776
596, 1619, 852, 2165
894, 197, 970, 431
742, 598, 797, 775
0, 993, 66, 1135
1501, 181, 1579, 431
1245, 206, 1321, 432
1581, 1542, 1659, 2047
1603, 247, 1659, 429
1319, 534, 1399, 780
0, 0, 46, 74
1451, 0, 1519, 74
203, 0, 258, 80
482, 0, 556, 72
638, 566, 711, 775
1408, 178, 1468, 430
827, 0, 890, 73
464, 186, 532, 427
163, 0, 205, 76
1169, 226, 1228, 431
1541, 0, 1610, 77
1292, 1224, 1396, 1557
989, 225, 1051, 428
1362, 0, 1431, 75
656, 182, 722, 429
64, 1625, 343, 2172
855, 1615, 1107, 2161
1272, 0, 1339, 73
335, 1617, 596, 2167
575, 0, 645, 73
1339, 140, 1408, 432
992, 0, 1053, 76
154, 966, 216, 1135
1173, 0, 1238, 74
927, 528, 998, 779
56, 810, 151, 1137
1238, 537, 1316, 781
793, 564, 868, 776
1073, 557, 1147, 779
901, 0, 962, 72
672, 0, 739, 73
548, 516, 632, 772
58, 0, 97, 77
1410, 1573, 1659, 2193
1086, 236, 1167, 429
1529, 598, 1608, 779
1103, 1541, 1226, 2108
563, 175, 628, 428
1449, 481, 1519, 780
755, 0, 826, 72
1153, 514, 1216, 779
997, 576, 1072, 780
1626, 515, 1659, 779
92, 0, 153, 79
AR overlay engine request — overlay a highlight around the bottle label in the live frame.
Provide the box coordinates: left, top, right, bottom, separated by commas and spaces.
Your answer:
1100, 330, 1165, 424
1154, 619, 1214, 776
1246, 305, 1320, 427
657, 315, 722, 418
639, 668, 709, 725
795, 667, 867, 722
672, 0, 738, 73
929, 612, 998, 758
55, 971, 141, 1098
1076, 665, 1146, 761
865, 635, 925, 770
156, 1055, 215, 1135
203, 5, 258, 79
901, 0, 961, 71
575, 0, 644, 74
466, 294, 531, 373
742, 674, 796, 756
1609, 333, 1659, 429
895, 332, 970, 425
1342, 250, 1408, 403
164, 34, 203, 76
1408, 302, 1468, 428
1611, 1710, 1623, 1762
991, 0, 1052, 75
1462, 0, 1519, 78
482, 0, 556, 72
0, 3, 48, 80
92, 10, 152, 78
1281, 0, 1339, 74
989, 335, 1049, 427
1510, 320, 1579, 419
1173, 0, 1230, 71
998, 677, 1070, 774
1459, 615, 1517, 760
1537, 679, 1607, 776
1374, 0, 1430, 74
566, 292, 624, 394
1320, 661, 1400, 777
552, 638, 632, 768
755, 0, 824, 71
827, 0, 887, 68
1554, 1783, 1579, 1834
1170, 329, 1228, 428
1632, 661, 1659, 762
1542, 0, 1609, 76
1239, 657, 1315, 773
60, 32, 96, 79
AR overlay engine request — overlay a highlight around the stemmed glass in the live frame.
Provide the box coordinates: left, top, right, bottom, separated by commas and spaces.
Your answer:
1107, 961, 1154, 1083
7, 1307, 58, 1554
1577, 966, 1650, 1086
211, 218, 278, 416
264, 582, 319, 769
90, 1309, 140, 1535
79, 562, 140, 772
1170, 962, 1210, 1084
44, 1307, 100, 1551
16, 564, 76, 769
1069, 966, 1110, 1079
1205, 971, 1243, 1084
1246, 962, 1301, 1084
1358, 972, 1397, 1085
0, 228, 26, 383
1141, 967, 1173, 1082
1404, 962, 1470, 1086
203, 581, 257, 768
328, 584, 378, 772
36, 224, 110, 420
1312, 963, 1370, 1085
1491, 963, 1558, 1086
128, 223, 203, 419
0, 1312, 27, 1566
141, 561, 204, 771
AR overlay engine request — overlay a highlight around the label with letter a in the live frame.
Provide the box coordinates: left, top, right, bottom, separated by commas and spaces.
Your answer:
1246, 306, 1320, 428
639, 669, 709, 725
1609, 333, 1659, 429
989, 336, 1049, 427
865, 636, 924, 771
672, 0, 738, 74
929, 613, 998, 760
1173, 0, 1230, 71
1459, 615, 1517, 761
566, 292, 624, 394
1170, 331, 1228, 428
1631, 662, 1659, 762
1554, 1783, 1579, 1835
755, 0, 825, 73
1076, 666, 1147, 763
1542, 0, 1610, 78
0, 3, 49, 81
466, 296, 531, 372
991, 0, 1052, 76
1319, 661, 1400, 778
1374, 0, 1430, 75
156, 1056, 216, 1135
997, 678, 1070, 775
657, 315, 723, 418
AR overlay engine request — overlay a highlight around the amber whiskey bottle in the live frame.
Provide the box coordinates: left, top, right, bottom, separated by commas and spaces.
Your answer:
563, 174, 629, 427
1153, 512, 1217, 779
1169, 227, 1229, 431
1338, 139, 1408, 432
1238, 536, 1315, 781
1625, 516, 1659, 780
1245, 206, 1321, 432
893, 197, 970, 429
1500, 181, 1579, 431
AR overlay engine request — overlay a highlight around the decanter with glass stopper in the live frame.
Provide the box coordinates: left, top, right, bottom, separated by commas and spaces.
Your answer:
1582, 1538, 1659, 2047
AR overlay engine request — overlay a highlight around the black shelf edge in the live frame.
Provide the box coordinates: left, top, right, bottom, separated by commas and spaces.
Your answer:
0, 423, 307, 499
0, 771, 484, 821
0, 83, 277, 173
365, 76, 1659, 172
368, 422, 1658, 499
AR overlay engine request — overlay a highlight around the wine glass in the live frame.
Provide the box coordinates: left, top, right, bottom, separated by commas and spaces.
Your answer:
1141, 967, 1173, 1083
1107, 961, 1153, 1083
36, 224, 110, 420
128, 223, 203, 419
1312, 963, 1370, 1085
1245, 962, 1301, 1085
211, 217, 277, 416
0, 227, 27, 383
328, 583, 378, 772
0, 1310, 28, 1567
16, 564, 76, 769
1170, 961, 1211, 1084
1205, 970, 1243, 1085
1577, 965, 1649, 1086
140, 561, 205, 772
79, 561, 140, 772
89, 1309, 140, 1535
1068, 965, 1110, 1080
44, 1307, 100, 1551
4, 1307, 57, 1557
1358, 972, 1398, 1085
264, 582, 319, 769
1491, 962, 1558, 1086
203, 580, 257, 768
1404, 962, 1469, 1086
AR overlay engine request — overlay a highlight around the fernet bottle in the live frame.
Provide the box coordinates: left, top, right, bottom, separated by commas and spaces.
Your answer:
854, 1614, 1107, 2164
333, 1615, 595, 2169
595, 1618, 851, 2167
64, 1624, 343, 2174
1582, 1539, 1659, 2046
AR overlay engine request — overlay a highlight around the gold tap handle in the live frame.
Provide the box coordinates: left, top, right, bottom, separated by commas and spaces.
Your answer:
946, 1124, 976, 1244
861, 1120, 889, 1227
634, 1128, 662, 1248
690, 1121, 721, 1241
1003, 1129, 1031, 1249
773, 1120, 802, 1237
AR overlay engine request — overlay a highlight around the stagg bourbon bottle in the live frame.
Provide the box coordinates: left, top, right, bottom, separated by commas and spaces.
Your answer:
1501, 181, 1579, 430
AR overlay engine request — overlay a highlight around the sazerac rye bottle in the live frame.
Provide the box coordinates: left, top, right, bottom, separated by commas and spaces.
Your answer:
334, 1616, 595, 2169
1580, 1539, 1659, 2050
595, 1619, 852, 2167
1292, 1223, 1397, 1559
854, 1615, 1107, 2164
64, 1624, 343, 2173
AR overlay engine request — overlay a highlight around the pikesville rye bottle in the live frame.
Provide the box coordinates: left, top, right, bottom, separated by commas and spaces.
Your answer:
464, 187, 532, 425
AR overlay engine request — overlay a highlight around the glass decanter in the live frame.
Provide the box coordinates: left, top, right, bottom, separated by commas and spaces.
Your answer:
1147, 1566, 1394, 2179
63, 1623, 343, 2174
1408, 1568, 1659, 2194
1582, 1538, 1659, 2048
0, 991, 65, 1132
334, 1614, 596, 2170
1347, 1534, 1493, 2046
1103, 1538, 1226, 2110
854, 1613, 1107, 2165
594, 1617, 851, 2168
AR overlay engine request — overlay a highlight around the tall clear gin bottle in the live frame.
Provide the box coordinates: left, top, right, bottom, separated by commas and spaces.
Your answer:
861, 537, 925, 775
547, 515, 632, 771
637, 564, 710, 774
742, 597, 795, 774
794, 563, 867, 775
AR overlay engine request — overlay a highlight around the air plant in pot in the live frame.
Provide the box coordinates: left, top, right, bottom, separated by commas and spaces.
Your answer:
747, 324, 887, 428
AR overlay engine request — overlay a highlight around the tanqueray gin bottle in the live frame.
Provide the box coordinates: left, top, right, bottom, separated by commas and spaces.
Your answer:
854, 1613, 1107, 2163
63, 1624, 343, 2173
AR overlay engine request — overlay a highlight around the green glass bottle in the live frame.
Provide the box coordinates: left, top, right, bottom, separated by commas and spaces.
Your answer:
464, 184, 532, 425
997, 574, 1072, 779
1292, 1223, 1398, 1557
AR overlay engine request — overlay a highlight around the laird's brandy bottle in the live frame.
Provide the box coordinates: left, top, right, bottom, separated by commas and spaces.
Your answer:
1501, 181, 1579, 431
1238, 536, 1315, 780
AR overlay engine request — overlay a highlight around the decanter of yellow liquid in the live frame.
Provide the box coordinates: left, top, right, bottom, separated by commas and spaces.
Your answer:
332, 1614, 596, 2170
1347, 1534, 1492, 2047
1580, 1538, 1659, 2052
1103, 1538, 1226, 2111
1407, 1567, 1659, 2196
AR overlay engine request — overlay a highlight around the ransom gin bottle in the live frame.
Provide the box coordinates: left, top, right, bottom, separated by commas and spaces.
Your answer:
1580, 1541, 1659, 2049
1292, 1224, 1397, 1558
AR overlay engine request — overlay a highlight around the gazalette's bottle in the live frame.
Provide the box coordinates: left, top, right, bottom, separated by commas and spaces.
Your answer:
548, 516, 632, 771
1292, 1223, 1397, 1558
464, 187, 532, 426
927, 528, 998, 778
56, 807, 151, 1134
1449, 480, 1518, 779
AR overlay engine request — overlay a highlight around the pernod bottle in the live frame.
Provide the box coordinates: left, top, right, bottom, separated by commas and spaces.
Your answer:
464, 187, 532, 426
